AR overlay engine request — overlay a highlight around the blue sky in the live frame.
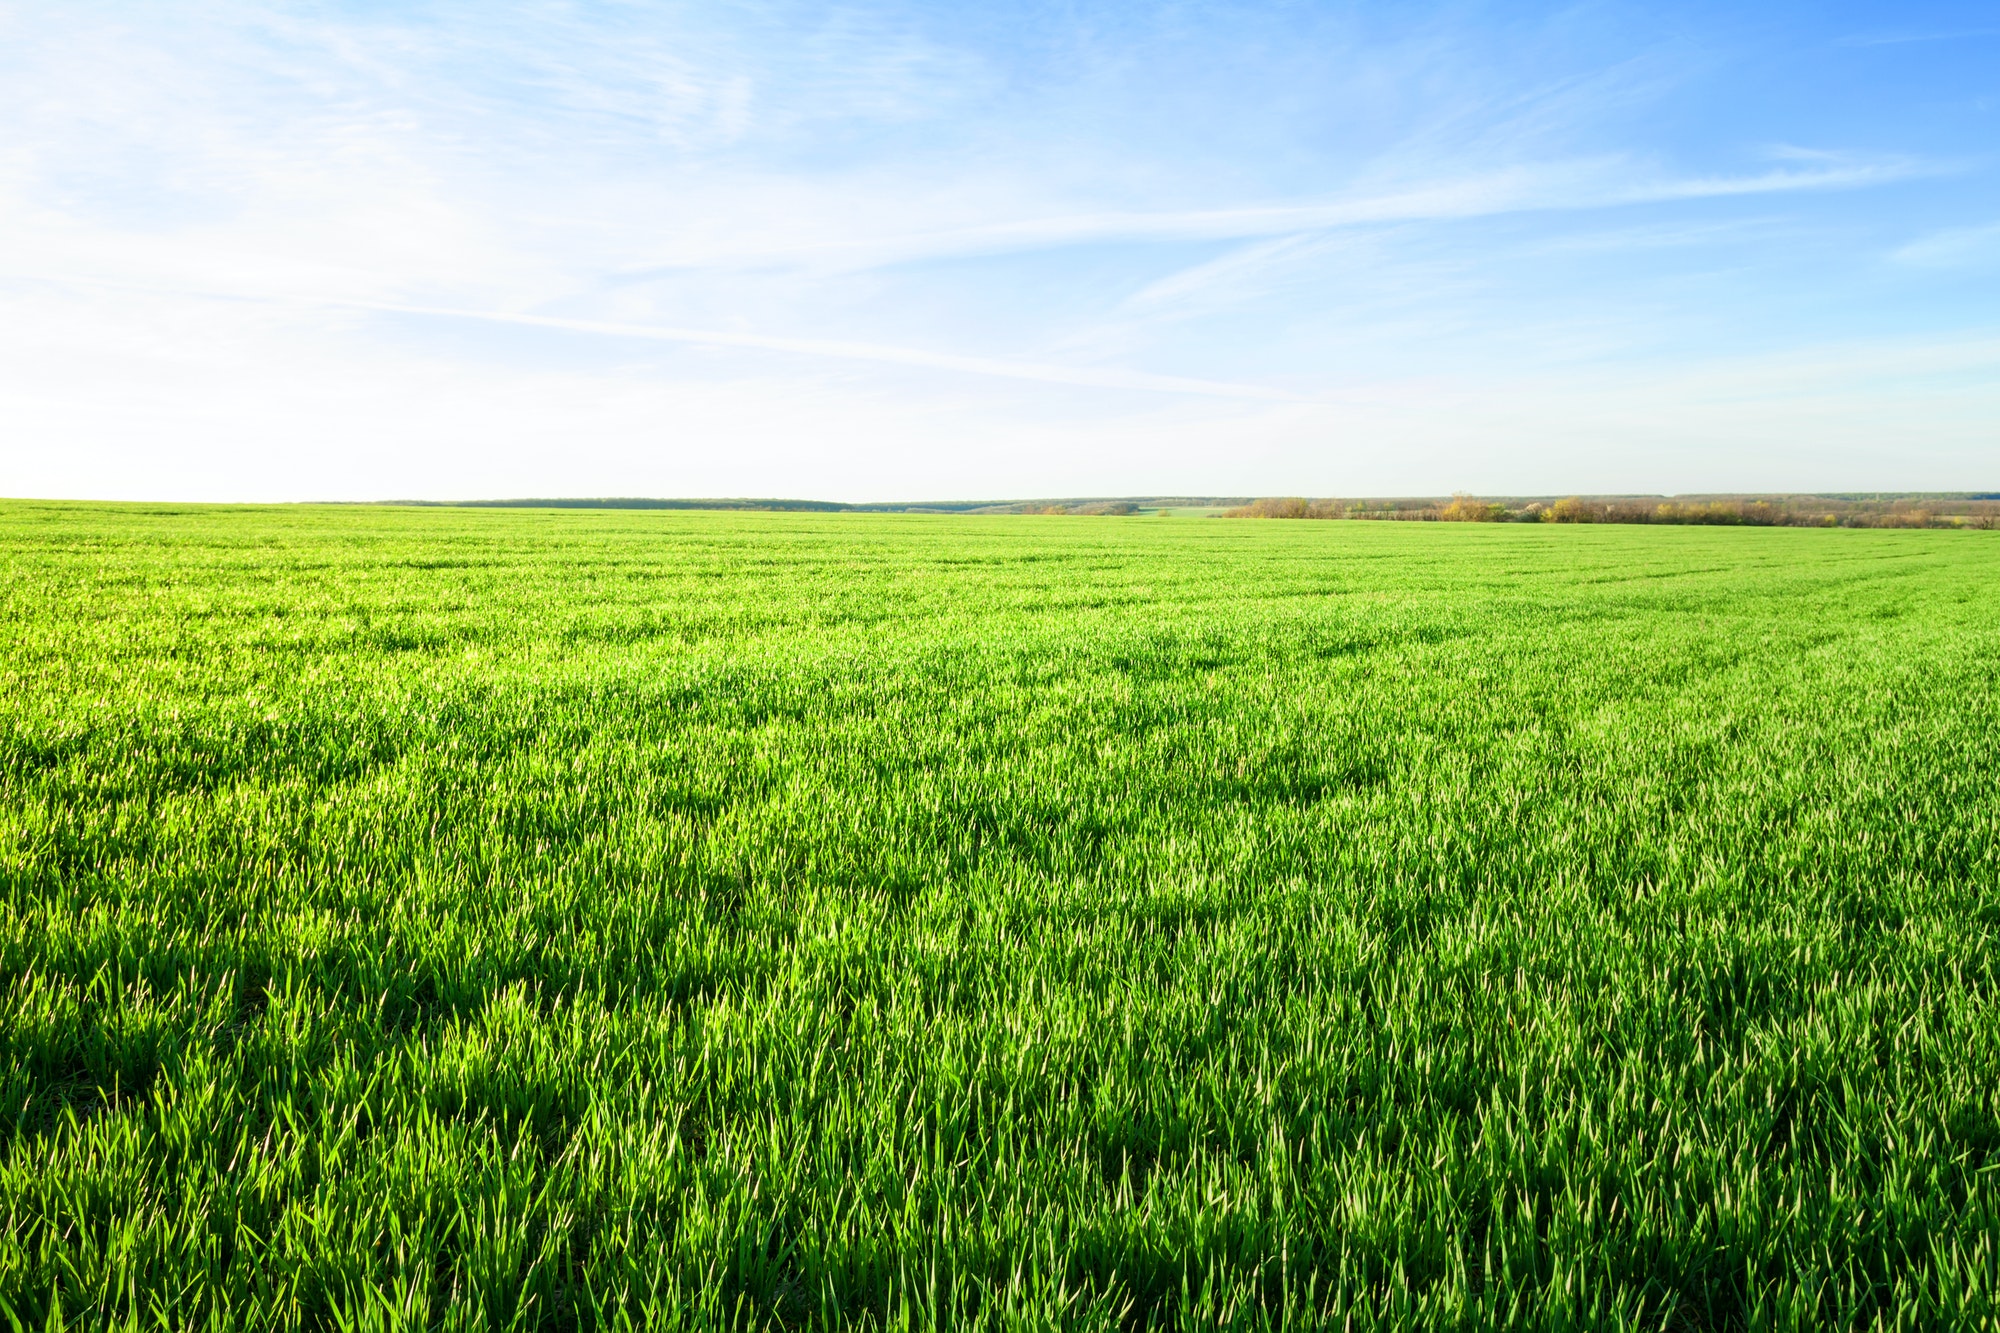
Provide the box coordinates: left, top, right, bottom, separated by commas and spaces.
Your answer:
3, 1, 1996, 500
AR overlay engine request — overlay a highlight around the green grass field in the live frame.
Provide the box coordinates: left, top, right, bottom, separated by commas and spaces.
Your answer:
3, 503, 1998, 1330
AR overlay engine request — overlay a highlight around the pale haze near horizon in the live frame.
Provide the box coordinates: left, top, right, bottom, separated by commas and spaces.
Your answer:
2, 1, 1996, 504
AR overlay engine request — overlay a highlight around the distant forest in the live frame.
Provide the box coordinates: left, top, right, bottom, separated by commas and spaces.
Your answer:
382, 494, 1999, 528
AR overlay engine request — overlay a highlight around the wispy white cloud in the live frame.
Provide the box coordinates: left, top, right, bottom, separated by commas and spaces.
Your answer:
1118, 235, 1336, 313
1062, 162, 1913, 333
1835, 28, 2000, 48
326, 298, 1304, 400
1520, 217, 1793, 256
4, 272, 1299, 401
615, 155, 1934, 274
1621, 158, 1930, 203
1892, 221, 2000, 268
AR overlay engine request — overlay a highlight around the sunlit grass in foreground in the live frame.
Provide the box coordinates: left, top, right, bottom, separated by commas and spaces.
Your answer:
3, 503, 1997, 1329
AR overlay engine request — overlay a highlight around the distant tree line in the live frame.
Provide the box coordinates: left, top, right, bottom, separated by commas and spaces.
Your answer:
1223, 494, 2000, 529
380, 497, 1209, 515
1008, 501, 1143, 516
374, 494, 1996, 527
